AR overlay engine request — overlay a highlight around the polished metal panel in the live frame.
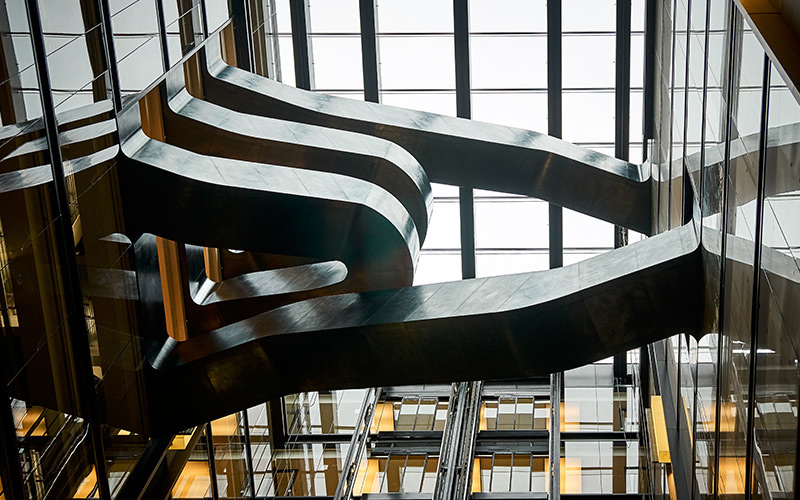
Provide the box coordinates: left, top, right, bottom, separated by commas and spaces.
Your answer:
160, 78, 432, 243
198, 41, 653, 235
140, 224, 704, 435
117, 103, 420, 294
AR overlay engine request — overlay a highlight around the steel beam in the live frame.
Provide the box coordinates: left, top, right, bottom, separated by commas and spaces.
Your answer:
289, 0, 313, 90
241, 410, 257, 498
547, 3, 563, 495
549, 372, 562, 500
159, 82, 432, 244
230, 0, 253, 71
24, 0, 111, 497
548, 0, 564, 271
199, 43, 653, 234
643, 0, 657, 146
743, 53, 771, 500
434, 381, 482, 500
334, 388, 380, 499
453, 0, 475, 279
614, 0, 632, 382
154, 0, 170, 71
358, 0, 380, 103
205, 423, 220, 500
266, 399, 286, 450
141, 224, 704, 435
97, 0, 122, 110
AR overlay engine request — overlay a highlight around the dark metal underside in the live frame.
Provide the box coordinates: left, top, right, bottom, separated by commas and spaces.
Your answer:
199, 42, 653, 235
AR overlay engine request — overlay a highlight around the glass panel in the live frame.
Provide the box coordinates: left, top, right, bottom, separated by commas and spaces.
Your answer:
205, 0, 230, 33
562, 0, 617, 32
381, 92, 456, 115
470, 36, 547, 89
562, 440, 642, 494
469, 0, 546, 32
475, 198, 548, 250
562, 35, 615, 89
309, 36, 362, 90
379, 36, 455, 89
308, 0, 359, 33
753, 64, 800, 500
377, 0, 453, 33
562, 91, 615, 143
471, 92, 548, 132
718, 16, 765, 497
563, 209, 614, 250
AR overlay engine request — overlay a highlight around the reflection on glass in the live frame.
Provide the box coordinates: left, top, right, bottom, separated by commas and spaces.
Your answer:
285, 390, 367, 435
751, 64, 800, 500
561, 440, 642, 494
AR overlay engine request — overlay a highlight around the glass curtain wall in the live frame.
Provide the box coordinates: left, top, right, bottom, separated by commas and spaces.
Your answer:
3, 0, 800, 497
652, 0, 800, 497
1, 0, 234, 496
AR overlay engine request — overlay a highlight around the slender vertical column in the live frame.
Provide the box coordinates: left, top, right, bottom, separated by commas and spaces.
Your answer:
713, 6, 739, 497
266, 0, 282, 79
548, 0, 563, 271
613, 0, 632, 383
241, 410, 257, 498
615, 0, 631, 163
643, 0, 657, 150
198, 0, 209, 37
334, 388, 380, 500
743, 54, 770, 500
453, 0, 475, 280
97, 0, 122, 110
230, 0, 253, 71
289, 0, 313, 90
24, 1, 111, 498
680, 0, 695, 226
154, 0, 170, 70
433, 381, 482, 500
205, 423, 220, 500
0, 383, 24, 499
639, 0, 657, 446
549, 372, 561, 499
359, 0, 380, 103
266, 398, 286, 449
547, 3, 563, 497
451, 8, 479, 492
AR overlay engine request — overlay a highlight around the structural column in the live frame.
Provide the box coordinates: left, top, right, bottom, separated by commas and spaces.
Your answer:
614, 0, 632, 382
289, 0, 313, 90
25, 0, 111, 498
230, 0, 254, 71
453, 0, 475, 279
359, 0, 380, 103
547, 2, 563, 496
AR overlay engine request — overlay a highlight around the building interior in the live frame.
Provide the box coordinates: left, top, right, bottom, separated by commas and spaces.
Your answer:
0, 0, 798, 498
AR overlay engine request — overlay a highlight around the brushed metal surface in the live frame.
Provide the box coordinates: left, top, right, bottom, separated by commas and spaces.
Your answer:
160, 74, 432, 244
140, 224, 704, 435
199, 42, 652, 235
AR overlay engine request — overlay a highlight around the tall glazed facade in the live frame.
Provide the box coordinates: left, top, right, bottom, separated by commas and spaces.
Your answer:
0, 0, 797, 499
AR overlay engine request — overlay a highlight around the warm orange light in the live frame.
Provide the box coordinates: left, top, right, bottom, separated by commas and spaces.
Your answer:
651, 396, 671, 463
172, 461, 212, 498
562, 457, 582, 494
717, 457, 746, 495
169, 435, 188, 450
371, 402, 395, 433
72, 466, 97, 498
471, 458, 481, 493
211, 414, 239, 436
16, 407, 45, 437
